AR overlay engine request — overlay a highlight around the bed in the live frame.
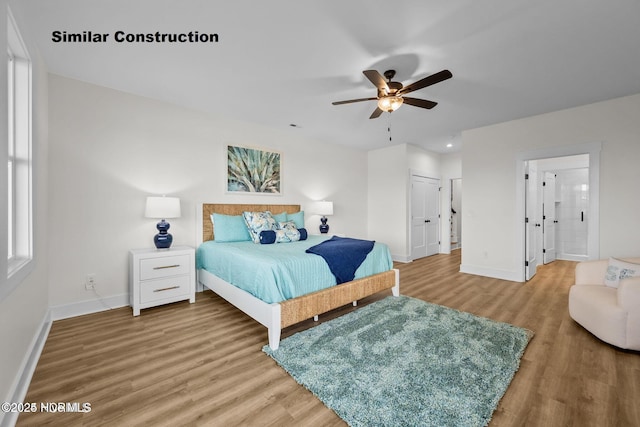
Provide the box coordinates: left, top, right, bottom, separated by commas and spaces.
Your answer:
196, 203, 400, 350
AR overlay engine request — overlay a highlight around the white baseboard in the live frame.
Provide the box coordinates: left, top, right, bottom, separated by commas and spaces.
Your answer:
557, 254, 589, 262
391, 254, 412, 263
1, 311, 52, 427
459, 264, 523, 283
50, 293, 129, 321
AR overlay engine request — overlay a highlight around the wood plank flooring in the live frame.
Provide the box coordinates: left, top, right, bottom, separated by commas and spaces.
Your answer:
18, 251, 640, 426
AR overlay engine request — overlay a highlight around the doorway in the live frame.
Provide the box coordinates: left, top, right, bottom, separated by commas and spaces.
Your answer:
524, 153, 593, 280
450, 178, 462, 250
410, 174, 440, 260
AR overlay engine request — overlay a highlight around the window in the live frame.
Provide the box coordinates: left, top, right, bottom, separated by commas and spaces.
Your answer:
5, 9, 32, 286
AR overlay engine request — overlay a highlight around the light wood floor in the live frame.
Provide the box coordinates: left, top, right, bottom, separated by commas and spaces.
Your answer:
18, 251, 640, 426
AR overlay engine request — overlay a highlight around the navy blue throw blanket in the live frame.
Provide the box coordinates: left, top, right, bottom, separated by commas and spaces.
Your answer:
306, 236, 375, 284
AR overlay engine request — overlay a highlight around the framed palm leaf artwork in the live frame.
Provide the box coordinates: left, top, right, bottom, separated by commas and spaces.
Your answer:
227, 145, 281, 194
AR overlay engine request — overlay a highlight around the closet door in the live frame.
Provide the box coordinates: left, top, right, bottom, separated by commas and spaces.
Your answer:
411, 175, 440, 260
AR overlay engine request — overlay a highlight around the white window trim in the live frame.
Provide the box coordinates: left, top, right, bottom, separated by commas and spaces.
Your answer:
3, 8, 34, 300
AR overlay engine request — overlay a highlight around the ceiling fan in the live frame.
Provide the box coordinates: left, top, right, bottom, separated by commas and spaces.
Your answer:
332, 69, 452, 119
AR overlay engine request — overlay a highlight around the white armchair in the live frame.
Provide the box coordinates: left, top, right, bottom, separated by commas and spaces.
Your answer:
568, 257, 640, 351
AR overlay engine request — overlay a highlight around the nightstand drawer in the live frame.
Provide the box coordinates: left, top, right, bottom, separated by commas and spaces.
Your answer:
139, 254, 190, 280
140, 275, 191, 303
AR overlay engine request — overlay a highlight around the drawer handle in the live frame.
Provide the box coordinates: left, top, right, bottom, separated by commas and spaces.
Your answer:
153, 285, 180, 292
153, 264, 180, 270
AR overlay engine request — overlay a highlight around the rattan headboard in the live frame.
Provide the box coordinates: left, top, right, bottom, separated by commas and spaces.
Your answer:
202, 203, 301, 242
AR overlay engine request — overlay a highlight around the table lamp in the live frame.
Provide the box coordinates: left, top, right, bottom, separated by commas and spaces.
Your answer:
316, 201, 333, 234
145, 196, 181, 249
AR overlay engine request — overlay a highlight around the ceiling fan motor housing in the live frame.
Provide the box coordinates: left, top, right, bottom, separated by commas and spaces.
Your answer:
383, 70, 403, 94
387, 81, 403, 94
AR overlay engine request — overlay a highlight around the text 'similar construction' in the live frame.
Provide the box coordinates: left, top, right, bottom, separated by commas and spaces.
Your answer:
51, 30, 219, 43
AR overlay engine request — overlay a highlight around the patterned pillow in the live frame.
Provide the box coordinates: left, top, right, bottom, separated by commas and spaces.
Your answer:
275, 221, 301, 243
604, 257, 640, 288
242, 211, 278, 243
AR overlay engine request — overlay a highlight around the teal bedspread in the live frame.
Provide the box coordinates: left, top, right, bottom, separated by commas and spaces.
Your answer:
196, 235, 393, 304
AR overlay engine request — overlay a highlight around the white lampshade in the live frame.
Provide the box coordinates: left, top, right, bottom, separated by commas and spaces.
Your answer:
145, 196, 181, 219
315, 201, 333, 216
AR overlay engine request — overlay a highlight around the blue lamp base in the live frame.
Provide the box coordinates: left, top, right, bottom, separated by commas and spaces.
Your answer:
319, 216, 329, 234
154, 219, 173, 249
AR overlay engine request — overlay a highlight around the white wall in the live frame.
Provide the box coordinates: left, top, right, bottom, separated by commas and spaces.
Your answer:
0, 4, 49, 425
368, 144, 407, 259
368, 143, 444, 261
461, 93, 640, 281
407, 144, 441, 175
47, 75, 370, 316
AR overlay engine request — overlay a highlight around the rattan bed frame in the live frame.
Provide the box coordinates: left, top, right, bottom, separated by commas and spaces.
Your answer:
196, 203, 400, 350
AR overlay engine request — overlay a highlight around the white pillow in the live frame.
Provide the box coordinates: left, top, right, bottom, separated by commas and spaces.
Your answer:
604, 257, 640, 288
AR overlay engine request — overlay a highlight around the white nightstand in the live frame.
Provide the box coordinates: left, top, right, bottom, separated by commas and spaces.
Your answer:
129, 245, 195, 316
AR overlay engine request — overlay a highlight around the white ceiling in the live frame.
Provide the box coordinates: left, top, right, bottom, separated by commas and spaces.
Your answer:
12, 0, 640, 153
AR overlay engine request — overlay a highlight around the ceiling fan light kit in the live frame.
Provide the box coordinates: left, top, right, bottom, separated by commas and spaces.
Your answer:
378, 95, 403, 112
332, 68, 452, 119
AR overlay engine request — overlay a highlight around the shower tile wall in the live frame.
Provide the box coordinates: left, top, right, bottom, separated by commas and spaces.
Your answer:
555, 168, 589, 260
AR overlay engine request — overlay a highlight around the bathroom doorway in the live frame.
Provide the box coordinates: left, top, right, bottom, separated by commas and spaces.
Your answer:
524, 154, 592, 280
517, 142, 600, 282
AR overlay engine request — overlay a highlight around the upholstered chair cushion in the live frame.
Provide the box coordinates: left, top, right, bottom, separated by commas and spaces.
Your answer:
569, 257, 640, 351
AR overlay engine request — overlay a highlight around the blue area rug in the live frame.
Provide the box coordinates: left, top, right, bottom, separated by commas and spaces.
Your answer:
263, 296, 533, 427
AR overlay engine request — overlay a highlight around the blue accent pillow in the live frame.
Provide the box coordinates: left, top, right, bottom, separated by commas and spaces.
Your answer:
259, 230, 277, 244
211, 213, 251, 242
288, 211, 304, 229
298, 227, 308, 240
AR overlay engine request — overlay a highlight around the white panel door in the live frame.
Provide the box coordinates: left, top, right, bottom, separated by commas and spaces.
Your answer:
543, 172, 557, 264
525, 163, 538, 280
411, 175, 440, 260
411, 176, 428, 260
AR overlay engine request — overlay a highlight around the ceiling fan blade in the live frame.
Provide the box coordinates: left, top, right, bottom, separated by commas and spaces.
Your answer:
363, 70, 389, 93
402, 97, 438, 109
369, 107, 384, 119
332, 97, 377, 105
397, 69, 452, 95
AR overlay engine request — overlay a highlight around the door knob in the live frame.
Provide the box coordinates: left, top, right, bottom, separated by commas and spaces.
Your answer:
425, 220, 431, 223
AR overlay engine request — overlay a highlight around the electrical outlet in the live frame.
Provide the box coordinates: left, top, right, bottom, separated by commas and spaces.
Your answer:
85, 274, 96, 290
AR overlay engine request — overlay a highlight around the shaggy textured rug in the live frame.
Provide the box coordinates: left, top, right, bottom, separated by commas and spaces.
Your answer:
263, 296, 533, 427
